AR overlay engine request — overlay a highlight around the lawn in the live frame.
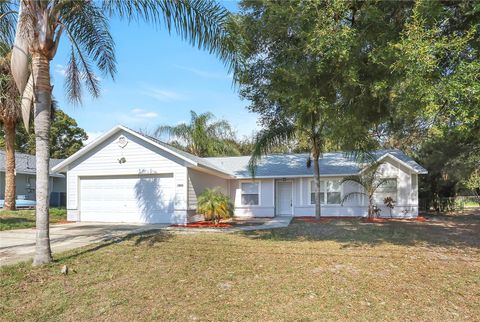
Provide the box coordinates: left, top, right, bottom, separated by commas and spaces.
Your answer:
1, 214, 479, 321
0, 208, 67, 231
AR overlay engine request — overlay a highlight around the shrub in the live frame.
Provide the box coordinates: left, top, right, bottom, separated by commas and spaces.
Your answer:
197, 189, 234, 224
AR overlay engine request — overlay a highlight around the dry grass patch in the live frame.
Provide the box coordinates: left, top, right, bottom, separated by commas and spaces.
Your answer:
1, 214, 479, 321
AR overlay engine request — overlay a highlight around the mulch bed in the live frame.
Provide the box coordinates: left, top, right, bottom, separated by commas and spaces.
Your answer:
171, 221, 233, 228
295, 216, 428, 224
54, 220, 75, 225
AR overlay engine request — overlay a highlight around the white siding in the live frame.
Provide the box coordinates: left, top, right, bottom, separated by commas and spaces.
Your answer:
187, 168, 229, 209
231, 178, 275, 217
291, 157, 419, 218
66, 130, 190, 222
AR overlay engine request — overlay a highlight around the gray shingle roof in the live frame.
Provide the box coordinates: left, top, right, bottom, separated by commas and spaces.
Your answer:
135, 131, 235, 175
205, 149, 427, 178
130, 128, 427, 178
0, 150, 64, 177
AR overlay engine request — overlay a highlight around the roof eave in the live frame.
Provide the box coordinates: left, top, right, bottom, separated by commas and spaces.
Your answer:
52, 125, 199, 172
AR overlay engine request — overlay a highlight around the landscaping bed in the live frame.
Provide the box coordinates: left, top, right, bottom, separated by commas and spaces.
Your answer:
295, 216, 428, 224
171, 217, 273, 229
171, 221, 233, 228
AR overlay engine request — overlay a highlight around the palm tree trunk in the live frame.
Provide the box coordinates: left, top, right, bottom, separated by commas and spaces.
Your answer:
313, 149, 321, 220
4, 120, 16, 211
32, 53, 53, 266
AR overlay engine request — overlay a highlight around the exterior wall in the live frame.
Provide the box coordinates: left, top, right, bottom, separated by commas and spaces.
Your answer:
231, 178, 275, 217
0, 172, 65, 207
228, 157, 419, 218
0, 173, 36, 200
187, 168, 229, 210
66, 130, 190, 223
291, 157, 419, 218
186, 168, 229, 222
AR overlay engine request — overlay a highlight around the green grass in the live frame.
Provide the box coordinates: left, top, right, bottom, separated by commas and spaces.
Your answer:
1, 214, 479, 321
0, 208, 67, 231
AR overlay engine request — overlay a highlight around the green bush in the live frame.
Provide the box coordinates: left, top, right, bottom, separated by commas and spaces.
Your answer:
197, 189, 234, 224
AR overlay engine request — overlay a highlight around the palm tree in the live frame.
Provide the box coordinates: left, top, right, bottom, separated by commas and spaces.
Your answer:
156, 110, 240, 157
249, 107, 327, 220
0, 49, 19, 210
3, 0, 235, 266
340, 162, 393, 220
197, 188, 233, 224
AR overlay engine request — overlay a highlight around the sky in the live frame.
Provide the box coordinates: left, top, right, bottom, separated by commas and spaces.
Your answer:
50, 1, 258, 143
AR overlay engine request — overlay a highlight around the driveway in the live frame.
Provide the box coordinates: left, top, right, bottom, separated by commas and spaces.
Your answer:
0, 222, 167, 266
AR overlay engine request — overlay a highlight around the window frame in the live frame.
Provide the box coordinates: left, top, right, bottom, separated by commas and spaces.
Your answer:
240, 181, 261, 206
374, 177, 398, 202
308, 179, 343, 205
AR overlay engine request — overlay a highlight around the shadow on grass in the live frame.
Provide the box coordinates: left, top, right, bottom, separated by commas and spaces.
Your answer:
55, 229, 174, 263
240, 215, 480, 249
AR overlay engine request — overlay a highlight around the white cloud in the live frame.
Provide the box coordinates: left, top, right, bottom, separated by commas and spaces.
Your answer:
140, 86, 185, 102
174, 65, 231, 80
54, 64, 67, 77
131, 108, 159, 119
54, 64, 103, 82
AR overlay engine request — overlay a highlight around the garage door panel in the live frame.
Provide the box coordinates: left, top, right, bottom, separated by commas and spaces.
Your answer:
80, 175, 174, 223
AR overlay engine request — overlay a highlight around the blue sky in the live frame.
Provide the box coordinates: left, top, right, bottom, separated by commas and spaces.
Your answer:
50, 1, 258, 143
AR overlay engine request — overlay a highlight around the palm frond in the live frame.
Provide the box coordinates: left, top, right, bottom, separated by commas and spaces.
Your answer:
103, 0, 237, 69
0, 0, 16, 46
341, 191, 366, 205
57, 1, 113, 101
10, 2, 30, 97
248, 122, 296, 177
65, 47, 82, 104
59, 1, 116, 79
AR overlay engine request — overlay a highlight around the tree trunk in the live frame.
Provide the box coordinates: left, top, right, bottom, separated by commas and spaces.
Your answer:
32, 53, 53, 266
368, 196, 373, 219
313, 149, 321, 220
4, 120, 16, 211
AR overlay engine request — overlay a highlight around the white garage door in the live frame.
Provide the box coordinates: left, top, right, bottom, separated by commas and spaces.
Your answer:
80, 174, 175, 223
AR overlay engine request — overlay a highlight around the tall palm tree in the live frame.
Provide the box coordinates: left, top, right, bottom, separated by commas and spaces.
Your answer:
248, 106, 327, 219
156, 110, 240, 157
0, 49, 19, 210
2, 0, 235, 266
341, 162, 393, 219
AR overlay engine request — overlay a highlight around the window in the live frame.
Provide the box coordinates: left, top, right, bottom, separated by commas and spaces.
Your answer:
310, 180, 341, 205
310, 180, 325, 205
374, 178, 397, 203
241, 182, 259, 205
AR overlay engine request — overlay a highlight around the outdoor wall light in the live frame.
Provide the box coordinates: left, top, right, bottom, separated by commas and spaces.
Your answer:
118, 157, 126, 164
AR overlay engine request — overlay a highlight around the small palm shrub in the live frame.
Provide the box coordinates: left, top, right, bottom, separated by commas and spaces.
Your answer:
197, 189, 234, 224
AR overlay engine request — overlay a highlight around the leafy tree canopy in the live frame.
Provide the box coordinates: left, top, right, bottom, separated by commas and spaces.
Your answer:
0, 109, 87, 159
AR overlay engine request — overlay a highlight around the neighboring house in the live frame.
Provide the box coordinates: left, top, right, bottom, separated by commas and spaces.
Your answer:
0, 151, 66, 207
53, 125, 427, 224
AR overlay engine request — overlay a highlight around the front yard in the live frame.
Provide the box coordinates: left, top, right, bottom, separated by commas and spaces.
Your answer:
0, 208, 67, 231
1, 213, 479, 320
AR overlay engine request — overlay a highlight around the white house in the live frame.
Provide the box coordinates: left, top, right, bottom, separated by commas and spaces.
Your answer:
52, 125, 427, 224
0, 151, 66, 207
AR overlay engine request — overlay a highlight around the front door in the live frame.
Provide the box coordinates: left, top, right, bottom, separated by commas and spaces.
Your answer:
276, 181, 293, 216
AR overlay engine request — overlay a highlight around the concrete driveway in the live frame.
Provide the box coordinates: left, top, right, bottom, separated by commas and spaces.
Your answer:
0, 222, 167, 266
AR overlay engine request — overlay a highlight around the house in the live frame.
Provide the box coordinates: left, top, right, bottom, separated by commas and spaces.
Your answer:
52, 125, 427, 224
0, 151, 66, 207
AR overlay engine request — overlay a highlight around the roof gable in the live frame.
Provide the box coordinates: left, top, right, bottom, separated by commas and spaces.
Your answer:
53, 125, 427, 178
52, 126, 232, 177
